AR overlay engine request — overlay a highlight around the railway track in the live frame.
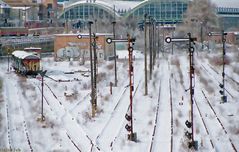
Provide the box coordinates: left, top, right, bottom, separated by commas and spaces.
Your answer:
207, 64, 239, 89
195, 63, 238, 151
109, 78, 142, 151
36, 84, 83, 152
4, 79, 34, 151
200, 64, 234, 98
38, 82, 101, 152
194, 98, 214, 149
169, 79, 173, 152
95, 75, 142, 151
149, 82, 161, 152
201, 90, 237, 152
5, 101, 12, 150
149, 61, 173, 152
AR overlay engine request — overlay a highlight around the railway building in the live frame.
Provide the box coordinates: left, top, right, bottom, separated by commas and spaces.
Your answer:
54, 33, 113, 61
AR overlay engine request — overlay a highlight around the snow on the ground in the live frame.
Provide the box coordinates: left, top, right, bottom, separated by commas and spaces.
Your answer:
0, 48, 238, 152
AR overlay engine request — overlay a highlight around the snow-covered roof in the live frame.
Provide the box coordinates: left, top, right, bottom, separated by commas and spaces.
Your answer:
65, 0, 141, 14
24, 47, 42, 50
11, 6, 31, 10
211, 0, 239, 8
12, 50, 40, 60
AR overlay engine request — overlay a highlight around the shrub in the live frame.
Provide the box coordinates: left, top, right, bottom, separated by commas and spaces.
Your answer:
106, 64, 114, 70
97, 72, 106, 83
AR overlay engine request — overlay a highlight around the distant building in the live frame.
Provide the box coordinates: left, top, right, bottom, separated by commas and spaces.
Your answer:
208, 31, 239, 45
54, 33, 113, 61
59, 0, 239, 30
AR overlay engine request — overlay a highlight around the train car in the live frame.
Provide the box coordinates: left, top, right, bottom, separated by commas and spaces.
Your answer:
12, 50, 41, 75
0, 27, 28, 37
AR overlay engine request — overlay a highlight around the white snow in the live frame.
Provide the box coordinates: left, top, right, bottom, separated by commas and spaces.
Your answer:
0, 46, 238, 152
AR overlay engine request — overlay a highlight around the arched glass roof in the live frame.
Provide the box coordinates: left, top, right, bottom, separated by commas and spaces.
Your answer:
124, 0, 188, 24
58, 1, 120, 21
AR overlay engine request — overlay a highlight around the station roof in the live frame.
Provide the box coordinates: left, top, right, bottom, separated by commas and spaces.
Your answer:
211, 0, 239, 8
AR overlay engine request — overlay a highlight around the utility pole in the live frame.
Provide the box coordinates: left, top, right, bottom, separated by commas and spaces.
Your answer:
106, 34, 137, 142
7, 48, 10, 72
165, 33, 197, 150
77, 27, 99, 117
208, 31, 227, 103
149, 16, 153, 80
144, 14, 148, 95
188, 33, 195, 146
89, 21, 97, 117
40, 70, 47, 121
200, 22, 203, 50
112, 4, 117, 87
157, 25, 160, 57
152, 19, 156, 68
93, 33, 97, 112
112, 20, 117, 86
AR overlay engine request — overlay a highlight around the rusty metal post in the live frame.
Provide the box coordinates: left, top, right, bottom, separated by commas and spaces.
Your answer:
93, 33, 97, 113
188, 33, 195, 145
88, 21, 96, 117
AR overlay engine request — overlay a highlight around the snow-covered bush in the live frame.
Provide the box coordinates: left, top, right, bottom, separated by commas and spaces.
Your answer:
106, 63, 114, 70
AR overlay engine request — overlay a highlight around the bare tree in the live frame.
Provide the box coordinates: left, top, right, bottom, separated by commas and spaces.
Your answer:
177, 0, 219, 38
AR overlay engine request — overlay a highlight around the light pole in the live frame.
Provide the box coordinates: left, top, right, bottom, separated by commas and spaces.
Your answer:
208, 31, 227, 103
40, 70, 47, 121
165, 33, 197, 150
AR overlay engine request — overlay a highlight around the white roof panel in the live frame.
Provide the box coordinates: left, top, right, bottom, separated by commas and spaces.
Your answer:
12, 50, 40, 59
211, 0, 239, 8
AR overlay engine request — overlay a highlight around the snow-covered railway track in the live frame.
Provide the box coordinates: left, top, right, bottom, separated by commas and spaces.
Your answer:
200, 64, 234, 98
194, 98, 214, 149
36, 85, 83, 152
70, 93, 91, 112
96, 77, 142, 151
37, 82, 100, 152
207, 64, 239, 88
110, 79, 142, 151
5, 102, 12, 149
149, 82, 161, 152
201, 90, 237, 152
4, 80, 34, 151
149, 61, 172, 152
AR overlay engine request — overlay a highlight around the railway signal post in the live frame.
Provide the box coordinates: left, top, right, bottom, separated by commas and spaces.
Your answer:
106, 34, 137, 142
144, 13, 149, 95
208, 31, 227, 103
40, 70, 47, 121
7, 48, 10, 72
77, 21, 98, 117
165, 33, 198, 150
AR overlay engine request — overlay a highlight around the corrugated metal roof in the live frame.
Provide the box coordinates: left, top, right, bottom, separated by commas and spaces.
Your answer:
211, 0, 239, 8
